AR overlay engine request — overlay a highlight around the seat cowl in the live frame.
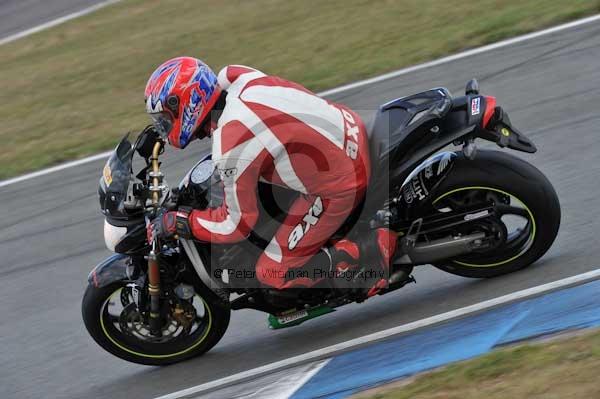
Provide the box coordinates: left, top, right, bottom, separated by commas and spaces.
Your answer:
368, 88, 453, 177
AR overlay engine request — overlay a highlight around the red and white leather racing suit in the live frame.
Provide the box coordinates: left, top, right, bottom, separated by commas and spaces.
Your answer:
186, 65, 371, 289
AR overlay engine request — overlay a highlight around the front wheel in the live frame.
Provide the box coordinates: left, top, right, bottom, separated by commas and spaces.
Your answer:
82, 281, 230, 365
431, 150, 560, 278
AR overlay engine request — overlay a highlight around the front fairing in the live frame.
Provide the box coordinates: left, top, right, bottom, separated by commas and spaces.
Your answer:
98, 135, 149, 255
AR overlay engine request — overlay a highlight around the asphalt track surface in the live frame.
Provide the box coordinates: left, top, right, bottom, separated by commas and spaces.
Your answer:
1, 11, 600, 399
0, 0, 108, 39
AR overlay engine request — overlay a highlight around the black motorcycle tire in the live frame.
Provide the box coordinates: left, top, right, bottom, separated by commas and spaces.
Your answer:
432, 150, 560, 278
82, 281, 230, 366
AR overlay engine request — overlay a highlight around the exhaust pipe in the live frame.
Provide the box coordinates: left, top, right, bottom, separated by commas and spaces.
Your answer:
395, 232, 486, 265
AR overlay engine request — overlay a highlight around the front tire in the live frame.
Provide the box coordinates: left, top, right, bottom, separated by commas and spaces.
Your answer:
82, 281, 230, 365
432, 150, 560, 278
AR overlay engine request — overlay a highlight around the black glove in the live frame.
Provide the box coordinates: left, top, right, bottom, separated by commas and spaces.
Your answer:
146, 207, 192, 243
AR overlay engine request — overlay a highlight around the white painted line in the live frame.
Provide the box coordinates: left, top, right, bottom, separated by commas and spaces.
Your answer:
155, 268, 600, 399
243, 360, 330, 399
273, 360, 330, 399
1, 12, 599, 188
319, 13, 600, 97
0, 0, 123, 46
0, 151, 112, 188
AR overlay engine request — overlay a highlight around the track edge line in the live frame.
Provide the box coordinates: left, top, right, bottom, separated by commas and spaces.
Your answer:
154, 268, 600, 399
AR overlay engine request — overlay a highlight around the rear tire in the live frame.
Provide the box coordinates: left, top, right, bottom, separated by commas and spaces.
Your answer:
82, 281, 230, 366
432, 150, 560, 278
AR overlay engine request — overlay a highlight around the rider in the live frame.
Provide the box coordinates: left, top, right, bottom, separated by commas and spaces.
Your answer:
145, 56, 397, 295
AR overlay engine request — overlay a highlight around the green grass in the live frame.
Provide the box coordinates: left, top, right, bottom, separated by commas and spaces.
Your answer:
1, 0, 599, 178
353, 329, 600, 399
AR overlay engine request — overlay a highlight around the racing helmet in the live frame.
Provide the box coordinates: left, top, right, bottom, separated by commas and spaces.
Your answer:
144, 57, 221, 149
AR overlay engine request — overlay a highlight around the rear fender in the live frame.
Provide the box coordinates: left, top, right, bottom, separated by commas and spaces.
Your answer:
88, 253, 138, 288
479, 106, 537, 153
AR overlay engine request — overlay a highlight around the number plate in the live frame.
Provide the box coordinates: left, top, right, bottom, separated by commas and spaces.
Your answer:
278, 310, 308, 324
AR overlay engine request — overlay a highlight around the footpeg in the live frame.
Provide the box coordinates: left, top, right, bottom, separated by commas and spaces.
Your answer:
389, 269, 415, 286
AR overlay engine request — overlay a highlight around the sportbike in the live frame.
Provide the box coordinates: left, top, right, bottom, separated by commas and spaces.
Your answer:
82, 79, 560, 365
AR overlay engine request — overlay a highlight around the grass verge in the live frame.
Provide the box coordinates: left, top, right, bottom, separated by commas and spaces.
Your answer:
353, 328, 600, 399
1, 0, 599, 178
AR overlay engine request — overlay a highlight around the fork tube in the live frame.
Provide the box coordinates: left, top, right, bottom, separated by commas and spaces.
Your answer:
150, 141, 163, 207
148, 140, 164, 336
147, 249, 162, 336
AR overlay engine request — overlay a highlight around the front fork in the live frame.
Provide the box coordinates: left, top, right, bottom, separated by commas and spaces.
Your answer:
147, 140, 165, 336
147, 248, 162, 336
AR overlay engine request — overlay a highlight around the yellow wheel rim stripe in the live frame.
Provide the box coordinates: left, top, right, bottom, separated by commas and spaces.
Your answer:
100, 295, 213, 359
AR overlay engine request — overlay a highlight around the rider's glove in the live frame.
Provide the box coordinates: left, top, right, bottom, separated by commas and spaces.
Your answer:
146, 207, 193, 243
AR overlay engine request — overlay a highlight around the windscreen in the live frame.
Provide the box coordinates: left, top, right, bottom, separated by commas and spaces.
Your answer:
99, 135, 134, 217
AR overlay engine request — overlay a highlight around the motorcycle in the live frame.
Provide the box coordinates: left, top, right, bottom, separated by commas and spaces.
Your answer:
82, 79, 560, 365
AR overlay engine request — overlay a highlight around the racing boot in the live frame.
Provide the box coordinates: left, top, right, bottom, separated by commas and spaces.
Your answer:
330, 239, 361, 289
365, 228, 398, 297
330, 228, 397, 295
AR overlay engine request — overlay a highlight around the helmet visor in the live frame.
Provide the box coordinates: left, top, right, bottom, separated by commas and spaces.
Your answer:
149, 112, 173, 140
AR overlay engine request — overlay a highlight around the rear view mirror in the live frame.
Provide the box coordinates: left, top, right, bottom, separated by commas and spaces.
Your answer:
135, 125, 161, 159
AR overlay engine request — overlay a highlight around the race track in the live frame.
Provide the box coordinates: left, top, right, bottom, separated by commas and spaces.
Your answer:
0, 0, 109, 39
1, 12, 600, 399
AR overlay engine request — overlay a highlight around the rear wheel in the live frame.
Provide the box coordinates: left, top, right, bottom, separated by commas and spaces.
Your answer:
432, 150, 560, 278
82, 281, 230, 365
